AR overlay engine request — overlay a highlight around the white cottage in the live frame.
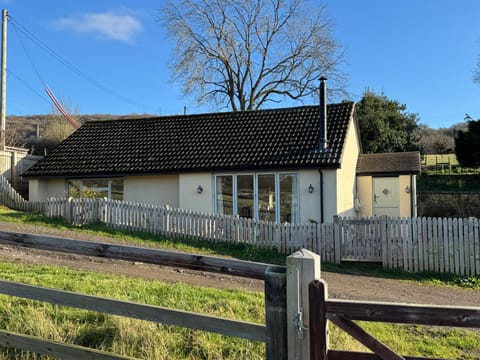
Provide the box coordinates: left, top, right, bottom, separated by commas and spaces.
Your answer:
23, 82, 419, 223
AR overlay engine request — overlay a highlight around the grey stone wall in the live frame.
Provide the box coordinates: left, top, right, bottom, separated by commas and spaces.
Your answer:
417, 192, 480, 218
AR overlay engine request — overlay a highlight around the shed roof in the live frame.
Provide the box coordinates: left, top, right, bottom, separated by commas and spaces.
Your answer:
24, 102, 355, 178
356, 151, 421, 175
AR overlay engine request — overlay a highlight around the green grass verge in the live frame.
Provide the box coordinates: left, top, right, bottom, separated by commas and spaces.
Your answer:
0, 207, 286, 265
0, 262, 478, 359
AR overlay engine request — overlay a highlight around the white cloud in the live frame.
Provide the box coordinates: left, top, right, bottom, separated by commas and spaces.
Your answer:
53, 11, 143, 43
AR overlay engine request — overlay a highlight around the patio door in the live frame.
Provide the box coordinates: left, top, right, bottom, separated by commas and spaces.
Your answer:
373, 177, 399, 217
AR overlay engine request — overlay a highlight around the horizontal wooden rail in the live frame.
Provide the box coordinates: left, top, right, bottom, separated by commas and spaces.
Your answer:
327, 350, 446, 360
0, 230, 276, 280
325, 299, 480, 328
0, 329, 134, 360
309, 279, 480, 360
0, 280, 265, 342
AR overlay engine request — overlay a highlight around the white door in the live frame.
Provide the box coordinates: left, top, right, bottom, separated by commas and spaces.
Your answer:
373, 177, 399, 217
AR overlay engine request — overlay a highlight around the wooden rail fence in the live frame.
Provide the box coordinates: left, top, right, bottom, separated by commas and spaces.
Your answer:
309, 278, 480, 360
0, 230, 286, 359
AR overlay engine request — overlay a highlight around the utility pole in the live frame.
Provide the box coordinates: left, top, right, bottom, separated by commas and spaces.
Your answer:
0, 9, 7, 151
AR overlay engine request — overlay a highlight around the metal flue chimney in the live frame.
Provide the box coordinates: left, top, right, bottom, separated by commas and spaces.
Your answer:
319, 77, 328, 149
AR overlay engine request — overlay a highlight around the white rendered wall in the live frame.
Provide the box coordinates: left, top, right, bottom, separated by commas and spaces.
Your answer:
124, 175, 179, 207
179, 173, 213, 213
28, 178, 66, 201
335, 116, 361, 218
298, 170, 321, 223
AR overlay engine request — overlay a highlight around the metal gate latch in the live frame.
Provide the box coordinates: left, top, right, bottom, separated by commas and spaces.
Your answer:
294, 310, 309, 339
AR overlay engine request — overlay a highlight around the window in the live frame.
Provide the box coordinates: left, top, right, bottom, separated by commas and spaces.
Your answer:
258, 174, 276, 222
237, 175, 254, 219
214, 173, 298, 223
279, 174, 297, 223
67, 178, 123, 200
215, 175, 233, 215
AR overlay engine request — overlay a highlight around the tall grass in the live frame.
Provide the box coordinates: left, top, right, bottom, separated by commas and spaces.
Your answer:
0, 262, 265, 359
0, 262, 479, 359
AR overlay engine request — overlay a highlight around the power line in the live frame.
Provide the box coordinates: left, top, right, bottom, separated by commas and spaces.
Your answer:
8, 14, 153, 112
7, 69, 50, 105
11, 16, 46, 88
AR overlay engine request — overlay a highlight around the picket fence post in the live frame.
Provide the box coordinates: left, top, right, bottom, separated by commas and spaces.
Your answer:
332, 216, 341, 264
381, 216, 388, 269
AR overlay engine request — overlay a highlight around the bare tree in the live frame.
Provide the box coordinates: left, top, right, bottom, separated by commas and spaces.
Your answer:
5, 125, 25, 148
28, 100, 81, 155
43, 101, 80, 145
160, 0, 346, 111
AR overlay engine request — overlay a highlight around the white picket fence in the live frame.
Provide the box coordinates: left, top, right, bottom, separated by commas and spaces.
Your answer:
39, 198, 480, 276
336, 216, 480, 276
42, 197, 337, 262
0, 175, 478, 276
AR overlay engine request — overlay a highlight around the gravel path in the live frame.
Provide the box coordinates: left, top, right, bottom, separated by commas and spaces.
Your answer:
0, 220, 479, 307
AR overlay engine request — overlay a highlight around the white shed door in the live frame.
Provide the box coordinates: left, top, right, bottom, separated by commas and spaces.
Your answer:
373, 177, 399, 217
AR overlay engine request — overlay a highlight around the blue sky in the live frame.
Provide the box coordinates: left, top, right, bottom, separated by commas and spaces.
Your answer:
2, 0, 480, 128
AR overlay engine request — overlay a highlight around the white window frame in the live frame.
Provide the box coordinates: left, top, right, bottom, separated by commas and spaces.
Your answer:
67, 178, 123, 200
213, 172, 298, 223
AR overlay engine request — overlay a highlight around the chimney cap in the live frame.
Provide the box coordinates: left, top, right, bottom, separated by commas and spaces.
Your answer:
319, 76, 327, 82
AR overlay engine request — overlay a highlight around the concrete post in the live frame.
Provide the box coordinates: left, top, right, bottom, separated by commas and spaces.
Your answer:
286, 249, 321, 359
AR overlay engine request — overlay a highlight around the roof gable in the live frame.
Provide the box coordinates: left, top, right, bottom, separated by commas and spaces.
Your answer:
24, 102, 355, 178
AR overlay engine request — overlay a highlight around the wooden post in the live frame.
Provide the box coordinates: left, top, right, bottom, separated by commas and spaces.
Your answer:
0, 9, 6, 151
286, 249, 321, 359
309, 279, 328, 360
265, 265, 287, 360
9, 150, 15, 187
381, 216, 388, 269
333, 216, 341, 264
65, 197, 72, 224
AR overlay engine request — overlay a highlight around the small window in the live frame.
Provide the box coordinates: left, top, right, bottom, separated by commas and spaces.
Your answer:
67, 178, 123, 200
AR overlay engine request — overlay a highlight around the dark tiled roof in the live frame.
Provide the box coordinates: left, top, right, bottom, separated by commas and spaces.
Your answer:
356, 151, 421, 175
24, 102, 355, 178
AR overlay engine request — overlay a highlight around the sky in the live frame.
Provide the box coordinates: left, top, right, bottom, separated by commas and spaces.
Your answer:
1, 0, 480, 129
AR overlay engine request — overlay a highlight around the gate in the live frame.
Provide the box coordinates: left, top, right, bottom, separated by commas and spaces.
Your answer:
335, 217, 384, 262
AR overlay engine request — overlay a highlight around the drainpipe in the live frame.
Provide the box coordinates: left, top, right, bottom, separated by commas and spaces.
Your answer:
319, 169, 324, 224
410, 174, 417, 217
